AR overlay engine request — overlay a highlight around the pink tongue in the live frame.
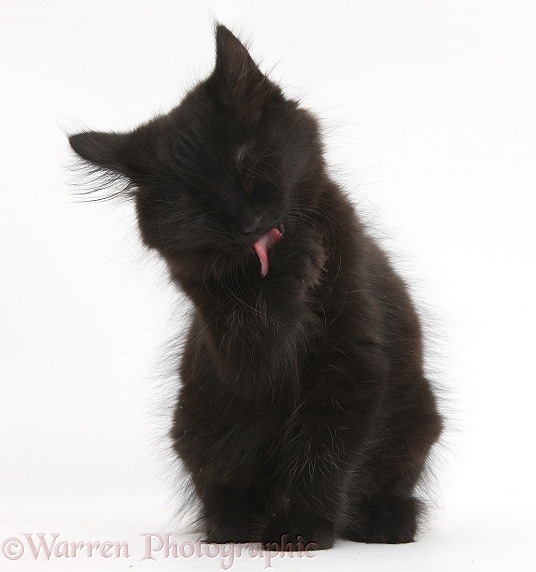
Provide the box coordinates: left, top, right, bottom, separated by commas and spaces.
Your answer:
253, 228, 283, 277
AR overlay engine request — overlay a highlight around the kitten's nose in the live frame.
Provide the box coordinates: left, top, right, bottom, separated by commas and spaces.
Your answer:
240, 214, 262, 234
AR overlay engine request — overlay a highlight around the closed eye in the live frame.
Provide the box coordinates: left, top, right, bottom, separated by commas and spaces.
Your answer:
195, 208, 216, 216
245, 177, 255, 194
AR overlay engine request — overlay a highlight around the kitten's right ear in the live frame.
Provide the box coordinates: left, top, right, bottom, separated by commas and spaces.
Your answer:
69, 131, 129, 176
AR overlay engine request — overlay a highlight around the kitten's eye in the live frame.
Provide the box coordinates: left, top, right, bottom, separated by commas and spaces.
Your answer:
245, 177, 255, 194
197, 208, 215, 216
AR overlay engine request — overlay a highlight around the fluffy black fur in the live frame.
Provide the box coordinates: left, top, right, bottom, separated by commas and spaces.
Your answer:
69, 25, 443, 550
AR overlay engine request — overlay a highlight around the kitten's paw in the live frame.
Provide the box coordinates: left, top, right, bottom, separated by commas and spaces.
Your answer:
262, 517, 335, 551
203, 512, 253, 544
267, 230, 326, 288
341, 496, 422, 544
204, 523, 251, 544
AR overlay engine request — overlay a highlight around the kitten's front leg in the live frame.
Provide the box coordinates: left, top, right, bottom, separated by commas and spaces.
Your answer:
260, 412, 346, 550
262, 368, 383, 551
260, 422, 345, 550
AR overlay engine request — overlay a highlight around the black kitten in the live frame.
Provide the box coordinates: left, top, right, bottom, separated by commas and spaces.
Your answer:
69, 25, 443, 550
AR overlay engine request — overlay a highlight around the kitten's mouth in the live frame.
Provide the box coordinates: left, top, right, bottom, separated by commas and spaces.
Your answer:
253, 226, 283, 277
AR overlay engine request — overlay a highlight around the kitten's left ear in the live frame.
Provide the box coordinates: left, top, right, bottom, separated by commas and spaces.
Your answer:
211, 25, 273, 108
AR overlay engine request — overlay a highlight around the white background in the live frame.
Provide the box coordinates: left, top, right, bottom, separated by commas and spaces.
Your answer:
1, 1, 535, 570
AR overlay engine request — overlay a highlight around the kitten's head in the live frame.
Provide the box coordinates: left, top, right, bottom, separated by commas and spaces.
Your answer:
69, 25, 325, 281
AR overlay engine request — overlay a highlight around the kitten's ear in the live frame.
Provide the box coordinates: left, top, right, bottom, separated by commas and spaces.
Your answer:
211, 25, 272, 108
69, 131, 130, 176
69, 128, 157, 185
